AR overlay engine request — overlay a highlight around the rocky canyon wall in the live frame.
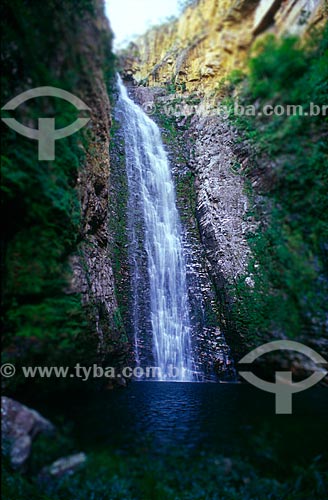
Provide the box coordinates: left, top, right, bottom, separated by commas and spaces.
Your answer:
69, 1, 129, 363
122, 0, 326, 93
119, 0, 328, 371
2, 0, 129, 384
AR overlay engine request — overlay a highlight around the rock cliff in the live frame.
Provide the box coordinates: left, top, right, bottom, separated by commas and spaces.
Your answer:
69, 2, 128, 361
1, 0, 129, 383
118, 0, 328, 370
122, 0, 326, 93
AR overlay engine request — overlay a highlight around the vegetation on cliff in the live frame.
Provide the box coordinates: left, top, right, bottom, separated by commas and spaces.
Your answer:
1, 0, 120, 389
226, 27, 328, 346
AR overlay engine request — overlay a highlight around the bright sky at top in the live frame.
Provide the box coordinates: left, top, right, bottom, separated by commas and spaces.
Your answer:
105, 0, 180, 49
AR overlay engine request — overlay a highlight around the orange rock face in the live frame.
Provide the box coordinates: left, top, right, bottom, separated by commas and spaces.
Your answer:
121, 0, 326, 93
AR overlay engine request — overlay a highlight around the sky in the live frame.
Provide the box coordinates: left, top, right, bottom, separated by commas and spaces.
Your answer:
105, 0, 180, 49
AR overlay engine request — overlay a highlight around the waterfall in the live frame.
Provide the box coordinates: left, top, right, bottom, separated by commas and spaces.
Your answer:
116, 75, 196, 381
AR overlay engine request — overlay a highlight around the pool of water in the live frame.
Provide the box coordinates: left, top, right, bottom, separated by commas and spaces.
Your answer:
29, 382, 328, 462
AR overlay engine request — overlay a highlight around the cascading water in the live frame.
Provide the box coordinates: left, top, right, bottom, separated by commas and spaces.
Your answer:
116, 75, 196, 381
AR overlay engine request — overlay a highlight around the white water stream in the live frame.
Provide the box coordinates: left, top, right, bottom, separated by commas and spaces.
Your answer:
116, 76, 196, 381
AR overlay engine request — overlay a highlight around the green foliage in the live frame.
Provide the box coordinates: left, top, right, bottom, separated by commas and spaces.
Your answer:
2, 445, 327, 500
30, 424, 77, 474
228, 26, 328, 342
176, 170, 197, 222
1, 0, 116, 379
157, 111, 178, 139
248, 36, 308, 100
166, 81, 179, 94
5, 296, 86, 344
227, 69, 246, 87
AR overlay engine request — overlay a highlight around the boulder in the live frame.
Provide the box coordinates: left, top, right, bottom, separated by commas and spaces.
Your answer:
1, 396, 55, 470
39, 452, 87, 479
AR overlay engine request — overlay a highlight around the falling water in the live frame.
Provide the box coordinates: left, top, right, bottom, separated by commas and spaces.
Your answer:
116, 75, 196, 381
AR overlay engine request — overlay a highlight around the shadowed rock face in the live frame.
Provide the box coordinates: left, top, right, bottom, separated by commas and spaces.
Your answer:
1, 397, 55, 470
120, 0, 325, 93
65, 1, 130, 366
1, 0, 130, 387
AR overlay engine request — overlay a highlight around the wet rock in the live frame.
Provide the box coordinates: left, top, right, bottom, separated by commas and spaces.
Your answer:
1, 397, 54, 470
133, 85, 166, 106
189, 115, 258, 285
9, 435, 31, 469
39, 453, 87, 479
245, 276, 255, 288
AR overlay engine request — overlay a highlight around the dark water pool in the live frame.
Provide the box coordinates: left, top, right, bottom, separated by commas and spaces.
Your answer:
28, 382, 328, 462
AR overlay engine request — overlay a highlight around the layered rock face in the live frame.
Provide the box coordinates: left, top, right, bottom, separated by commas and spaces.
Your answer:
67, 1, 129, 361
122, 0, 326, 92
71, 58, 122, 356
189, 115, 255, 285
129, 87, 259, 358
119, 0, 327, 366
125, 85, 237, 377
184, 113, 258, 360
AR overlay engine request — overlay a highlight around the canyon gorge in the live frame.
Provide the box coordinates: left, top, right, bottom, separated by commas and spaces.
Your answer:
1, 0, 327, 498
